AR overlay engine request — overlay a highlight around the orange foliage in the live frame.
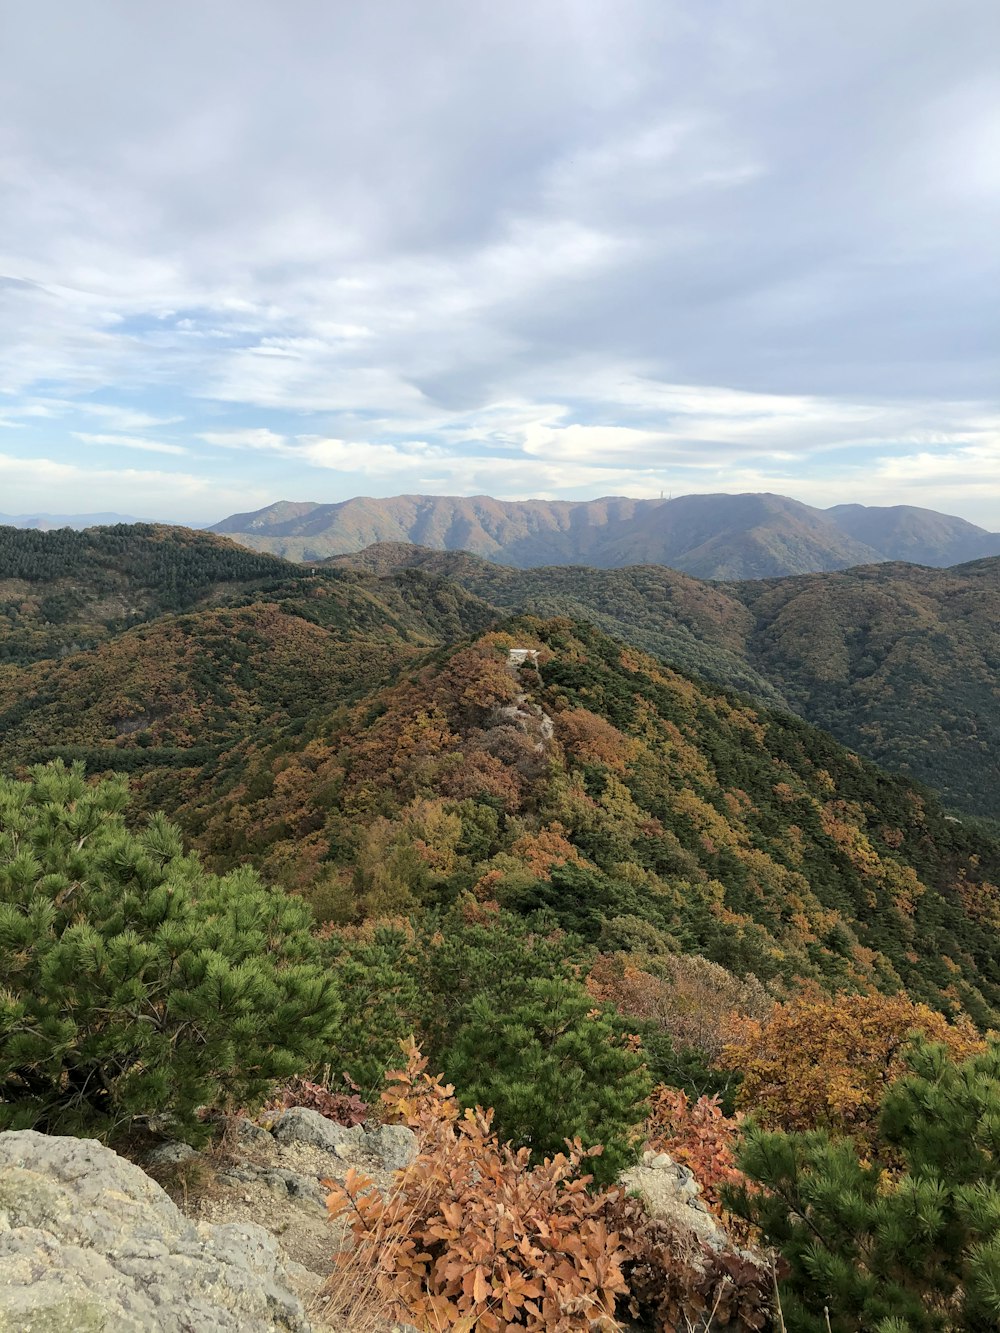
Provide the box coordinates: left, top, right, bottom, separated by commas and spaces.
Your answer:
645, 1086, 748, 1229
325, 1040, 627, 1331
508, 823, 585, 879
557, 707, 635, 773
325, 1040, 771, 1333
438, 747, 524, 810
722, 989, 986, 1146
955, 872, 1000, 929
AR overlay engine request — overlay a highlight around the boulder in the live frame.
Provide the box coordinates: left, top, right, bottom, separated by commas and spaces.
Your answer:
144, 1141, 199, 1168
368, 1124, 418, 1172
620, 1150, 721, 1250
271, 1108, 417, 1174
272, 1107, 366, 1156
0, 1130, 310, 1332
234, 1117, 274, 1148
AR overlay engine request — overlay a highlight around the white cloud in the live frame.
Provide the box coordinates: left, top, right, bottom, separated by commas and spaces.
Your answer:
0, 1, 995, 525
0, 449, 271, 524
198, 428, 288, 452
523, 421, 669, 459
73, 432, 189, 456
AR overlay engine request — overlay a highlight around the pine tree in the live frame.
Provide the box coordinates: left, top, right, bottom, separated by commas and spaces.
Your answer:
444, 974, 651, 1184
727, 1040, 1000, 1331
0, 761, 340, 1139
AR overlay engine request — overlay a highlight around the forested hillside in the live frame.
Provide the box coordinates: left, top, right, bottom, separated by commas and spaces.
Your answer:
0, 524, 291, 663
2, 561, 999, 1026
733, 558, 1000, 820
5, 524, 1000, 1329
3, 525, 998, 817
333, 545, 1000, 818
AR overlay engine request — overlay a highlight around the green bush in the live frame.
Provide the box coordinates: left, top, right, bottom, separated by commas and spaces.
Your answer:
728, 1039, 1000, 1331
0, 761, 340, 1140
444, 974, 651, 1184
321, 903, 649, 1180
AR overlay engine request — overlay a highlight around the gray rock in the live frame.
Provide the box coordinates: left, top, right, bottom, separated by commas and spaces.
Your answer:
272, 1107, 365, 1156
368, 1123, 418, 1172
144, 1141, 199, 1168
271, 1108, 417, 1174
235, 1117, 274, 1147
621, 1159, 722, 1248
0, 1130, 310, 1332
220, 1163, 327, 1209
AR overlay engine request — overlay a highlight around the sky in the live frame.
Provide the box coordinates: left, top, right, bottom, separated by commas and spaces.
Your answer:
1, 1, 998, 528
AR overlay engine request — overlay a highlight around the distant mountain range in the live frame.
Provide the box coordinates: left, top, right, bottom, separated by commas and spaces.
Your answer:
0, 511, 146, 530
210, 493, 1000, 578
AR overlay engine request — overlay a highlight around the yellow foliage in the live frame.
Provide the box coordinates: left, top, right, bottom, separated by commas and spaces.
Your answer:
723, 989, 986, 1147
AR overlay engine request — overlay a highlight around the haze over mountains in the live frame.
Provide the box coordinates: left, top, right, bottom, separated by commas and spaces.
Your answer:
211, 492, 1000, 579
0, 511, 145, 531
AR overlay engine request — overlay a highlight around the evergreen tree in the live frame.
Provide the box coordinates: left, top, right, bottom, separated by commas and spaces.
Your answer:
0, 761, 340, 1140
728, 1040, 1000, 1331
322, 920, 424, 1093
444, 974, 651, 1184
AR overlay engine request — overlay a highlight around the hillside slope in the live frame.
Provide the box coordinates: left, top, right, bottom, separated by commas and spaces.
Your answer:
0, 523, 293, 663
1, 579, 999, 1025
3, 525, 998, 821
732, 558, 1000, 816
211, 491, 1000, 577
827, 504, 1000, 565
328, 544, 784, 705
333, 545, 1000, 818
212, 494, 652, 566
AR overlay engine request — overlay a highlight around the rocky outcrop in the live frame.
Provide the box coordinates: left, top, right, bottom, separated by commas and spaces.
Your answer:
271, 1107, 417, 1171
621, 1148, 723, 1249
0, 1130, 310, 1332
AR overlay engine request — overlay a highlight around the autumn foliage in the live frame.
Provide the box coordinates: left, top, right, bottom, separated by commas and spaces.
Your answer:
325, 1040, 628, 1331
722, 989, 986, 1147
645, 1086, 747, 1225
325, 1040, 773, 1332
587, 950, 771, 1065
265, 1074, 368, 1127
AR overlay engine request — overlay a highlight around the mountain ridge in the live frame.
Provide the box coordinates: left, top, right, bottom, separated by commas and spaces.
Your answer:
3, 523, 998, 817
3, 592, 999, 1024
0, 510, 149, 529
210, 492, 1000, 578
329, 542, 1000, 818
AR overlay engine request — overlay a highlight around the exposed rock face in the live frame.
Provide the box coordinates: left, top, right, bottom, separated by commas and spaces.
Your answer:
273, 1107, 367, 1155
622, 1148, 722, 1249
0, 1131, 310, 1332
367, 1123, 418, 1172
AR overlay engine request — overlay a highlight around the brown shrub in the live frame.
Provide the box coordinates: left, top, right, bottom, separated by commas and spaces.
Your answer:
606, 1192, 771, 1332
265, 1074, 368, 1127
588, 951, 772, 1065
325, 1039, 626, 1331
324, 1040, 775, 1332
